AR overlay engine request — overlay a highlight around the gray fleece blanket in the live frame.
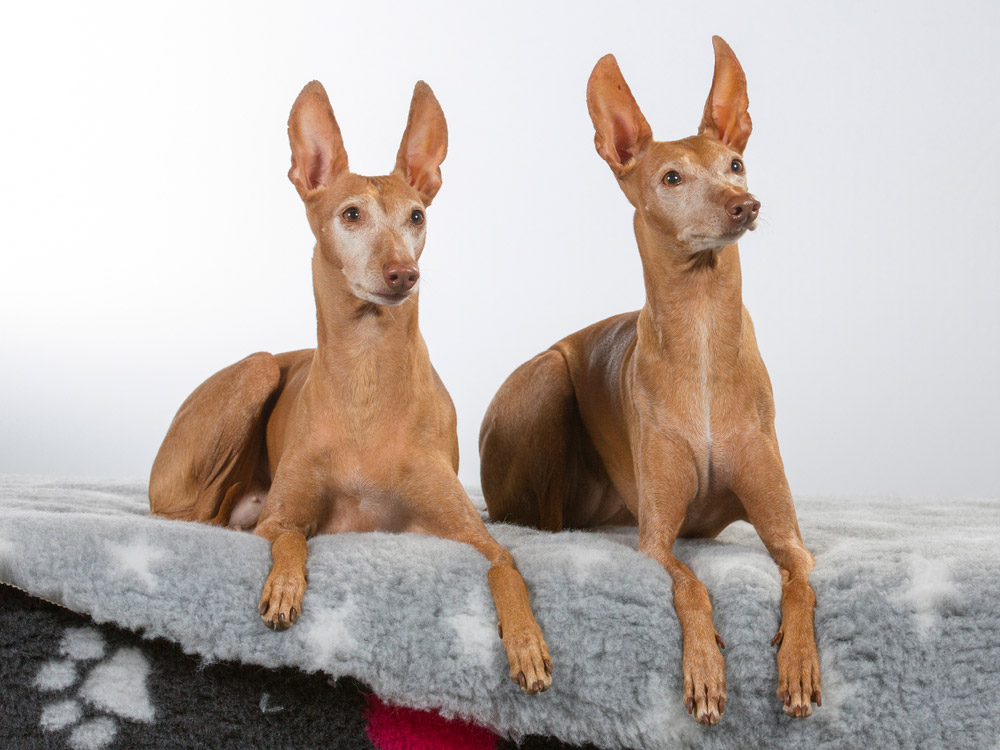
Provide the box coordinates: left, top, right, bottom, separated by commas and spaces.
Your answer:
0, 475, 997, 749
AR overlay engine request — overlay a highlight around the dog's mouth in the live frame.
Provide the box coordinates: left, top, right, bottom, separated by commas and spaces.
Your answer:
722, 216, 758, 239
721, 226, 752, 242
683, 223, 753, 251
351, 284, 418, 307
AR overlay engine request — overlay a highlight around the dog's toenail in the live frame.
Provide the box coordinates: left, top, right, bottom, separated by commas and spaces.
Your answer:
715, 633, 725, 649
543, 659, 553, 675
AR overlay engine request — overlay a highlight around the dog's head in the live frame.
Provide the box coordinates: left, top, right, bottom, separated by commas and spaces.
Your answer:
587, 37, 760, 255
287, 81, 447, 306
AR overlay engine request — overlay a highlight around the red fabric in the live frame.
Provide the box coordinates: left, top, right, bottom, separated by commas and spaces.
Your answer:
365, 694, 499, 750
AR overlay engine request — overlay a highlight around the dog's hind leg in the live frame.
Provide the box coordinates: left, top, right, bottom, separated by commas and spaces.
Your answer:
479, 349, 581, 531
149, 352, 280, 524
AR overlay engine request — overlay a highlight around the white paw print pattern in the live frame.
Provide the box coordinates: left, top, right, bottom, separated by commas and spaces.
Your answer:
902, 556, 962, 638
106, 538, 166, 591
33, 626, 155, 749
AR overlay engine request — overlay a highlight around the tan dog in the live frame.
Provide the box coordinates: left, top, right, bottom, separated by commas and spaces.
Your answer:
149, 80, 552, 694
480, 37, 819, 722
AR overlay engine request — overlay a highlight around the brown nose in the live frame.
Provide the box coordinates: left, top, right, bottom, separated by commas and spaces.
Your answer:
726, 194, 761, 223
383, 262, 419, 292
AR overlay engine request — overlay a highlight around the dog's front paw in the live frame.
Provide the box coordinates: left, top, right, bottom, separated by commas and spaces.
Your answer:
682, 635, 726, 726
500, 621, 552, 695
258, 567, 306, 631
774, 627, 821, 717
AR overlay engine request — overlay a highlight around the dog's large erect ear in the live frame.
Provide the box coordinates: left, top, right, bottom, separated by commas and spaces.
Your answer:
287, 81, 349, 198
587, 54, 653, 177
698, 36, 752, 154
394, 81, 448, 205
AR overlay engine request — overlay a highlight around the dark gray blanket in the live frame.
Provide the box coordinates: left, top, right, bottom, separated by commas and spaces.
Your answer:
1, 476, 997, 749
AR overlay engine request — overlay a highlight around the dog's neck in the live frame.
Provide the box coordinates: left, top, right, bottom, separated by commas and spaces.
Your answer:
309, 251, 430, 401
632, 213, 745, 370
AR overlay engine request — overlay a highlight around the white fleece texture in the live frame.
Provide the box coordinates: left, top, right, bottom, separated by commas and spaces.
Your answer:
0, 476, 997, 749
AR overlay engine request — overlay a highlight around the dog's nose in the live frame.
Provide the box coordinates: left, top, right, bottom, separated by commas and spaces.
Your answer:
726, 194, 760, 223
383, 262, 420, 291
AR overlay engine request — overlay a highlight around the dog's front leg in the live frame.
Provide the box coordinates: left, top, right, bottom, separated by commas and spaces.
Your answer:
635, 435, 726, 726
252, 468, 318, 630
731, 435, 821, 717
483, 545, 552, 695
411, 464, 552, 695
254, 527, 308, 630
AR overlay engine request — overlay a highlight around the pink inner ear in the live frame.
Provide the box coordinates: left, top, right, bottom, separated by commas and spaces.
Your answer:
612, 113, 636, 165
407, 161, 422, 189
713, 99, 750, 151
408, 153, 440, 196
706, 60, 750, 150
406, 148, 425, 189
404, 135, 443, 197
713, 102, 735, 143
307, 148, 329, 190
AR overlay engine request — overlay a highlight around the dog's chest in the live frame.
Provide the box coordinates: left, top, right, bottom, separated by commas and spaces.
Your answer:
298, 373, 451, 535
692, 308, 714, 450
655, 306, 750, 487
659, 306, 718, 441
314, 468, 416, 534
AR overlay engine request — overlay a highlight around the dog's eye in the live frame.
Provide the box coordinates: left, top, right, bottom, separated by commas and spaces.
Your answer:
730, 159, 744, 174
343, 207, 360, 222
410, 209, 424, 225
664, 171, 681, 185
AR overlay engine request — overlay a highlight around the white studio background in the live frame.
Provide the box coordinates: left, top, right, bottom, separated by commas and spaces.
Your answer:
1, 1, 997, 499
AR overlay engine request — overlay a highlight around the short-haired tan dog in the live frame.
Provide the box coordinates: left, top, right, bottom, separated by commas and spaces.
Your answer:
480, 37, 819, 722
150, 80, 552, 694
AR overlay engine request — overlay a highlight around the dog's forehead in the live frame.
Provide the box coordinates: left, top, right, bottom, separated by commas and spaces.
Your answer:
325, 173, 418, 212
658, 136, 732, 166
367, 175, 421, 209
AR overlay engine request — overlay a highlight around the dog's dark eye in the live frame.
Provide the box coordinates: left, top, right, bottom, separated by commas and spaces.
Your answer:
343, 207, 360, 222
731, 159, 743, 173
410, 209, 424, 225
664, 171, 681, 185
